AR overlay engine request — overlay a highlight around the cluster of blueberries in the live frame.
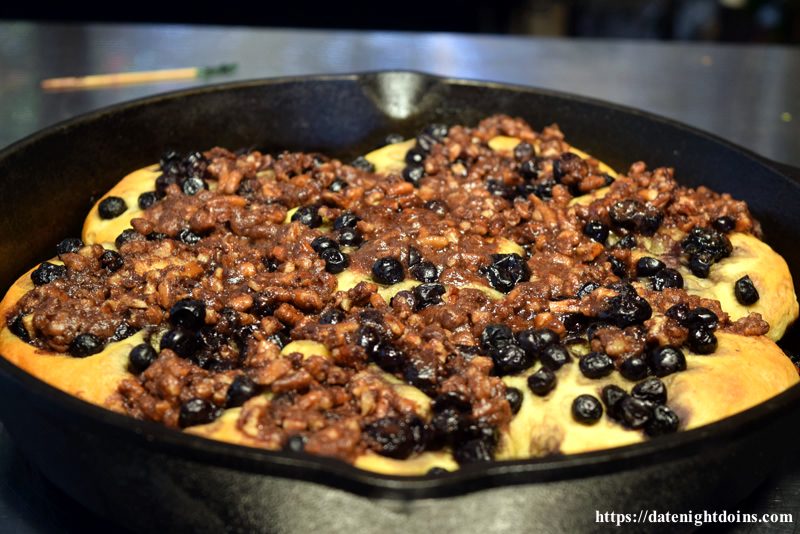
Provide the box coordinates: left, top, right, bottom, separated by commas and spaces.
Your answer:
308, 211, 364, 274
478, 320, 683, 434
154, 150, 209, 198
362, 390, 500, 464
490, 149, 614, 202
128, 298, 260, 428
398, 124, 448, 188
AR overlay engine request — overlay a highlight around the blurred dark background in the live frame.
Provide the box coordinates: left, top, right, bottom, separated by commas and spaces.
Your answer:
1, 0, 798, 42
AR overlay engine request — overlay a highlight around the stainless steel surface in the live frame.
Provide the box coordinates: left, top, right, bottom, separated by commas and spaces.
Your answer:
0, 20, 798, 533
1, 22, 799, 166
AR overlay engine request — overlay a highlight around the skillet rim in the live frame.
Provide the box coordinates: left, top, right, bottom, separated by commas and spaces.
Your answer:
1, 70, 799, 499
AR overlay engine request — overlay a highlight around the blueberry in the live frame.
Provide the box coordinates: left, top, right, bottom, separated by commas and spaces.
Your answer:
562, 313, 591, 335
169, 299, 206, 330
415, 133, 438, 153
319, 309, 345, 325
178, 398, 220, 428
160, 328, 201, 358
160, 150, 181, 171
262, 257, 280, 272
371, 341, 406, 372
291, 205, 322, 228
372, 257, 405, 285
636, 257, 665, 277
351, 156, 375, 172
519, 159, 540, 180
329, 179, 347, 192
31, 262, 66, 286
56, 237, 83, 256
614, 234, 637, 249
481, 253, 530, 293
320, 248, 350, 274
100, 250, 124, 272
410, 261, 439, 283
413, 283, 446, 311
583, 220, 609, 243
505, 387, 524, 414
453, 438, 494, 464
552, 153, 579, 183
402, 164, 425, 187
681, 226, 732, 262
688, 252, 713, 278
513, 143, 535, 162
651, 268, 683, 291
489, 343, 533, 375
647, 346, 687, 377
609, 200, 662, 235
685, 307, 719, 330
711, 216, 736, 233
734, 275, 759, 305
532, 180, 555, 200
138, 191, 158, 209
284, 435, 307, 452
146, 232, 167, 241
480, 324, 514, 351
403, 363, 438, 397
644, 405, 680, 437
183, 151, 207, 176
598, 287, 652, 327
432, 392, 471, 414
407, 247, 422, 267
601, 385, 628, 420
427, 467, 449, 476
226, 374, 258, 407
665, 303, 690, 324
115, 229, 139, 249
405, 147, 426, 165
516, 328, 558, 358
68, 333, 104, 358
576, 281, 600, 299
423, 200, 447, 215
608, 257, 628, 278
619, 396, 654, 429
110, 322, 136, 342
181, 176, 206, 196
572, 394, 603, 424
687, 327, 717, 354
8, 314, 29, 342
579, 351, 614, 378
364, 417, 416, 459
487, 180, 514, 199
177, 229, 201, 245
356, 324, 383, 352
311, 236, 339, 254
619, 356, 648, 381
333, 212, 360, 230
98, 196, 128, 219
632, 377, 667, 405
128, 343, 157, 373
528, 367, 557, 396
422, 123, 448, 141
539, 344, 571, 371
337, 228, 363, 247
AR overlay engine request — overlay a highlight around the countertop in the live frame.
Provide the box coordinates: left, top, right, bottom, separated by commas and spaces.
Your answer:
0, 21, 798, 533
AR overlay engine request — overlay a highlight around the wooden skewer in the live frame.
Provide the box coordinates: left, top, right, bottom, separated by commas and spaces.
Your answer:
41, 64, 237, 91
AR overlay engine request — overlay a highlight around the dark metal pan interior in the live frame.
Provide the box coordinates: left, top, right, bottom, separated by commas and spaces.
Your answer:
1, 72, 799, 531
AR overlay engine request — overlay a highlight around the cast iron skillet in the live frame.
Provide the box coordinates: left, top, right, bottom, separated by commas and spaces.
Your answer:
0, 72, 799, 534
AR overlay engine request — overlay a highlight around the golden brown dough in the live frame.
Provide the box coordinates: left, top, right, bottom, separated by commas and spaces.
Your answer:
1, 132, 798, 476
